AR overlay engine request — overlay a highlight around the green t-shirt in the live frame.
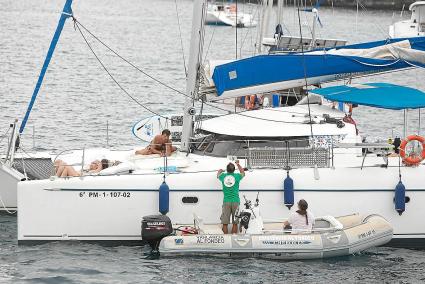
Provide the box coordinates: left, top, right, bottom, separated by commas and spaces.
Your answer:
218, 172, 243, 203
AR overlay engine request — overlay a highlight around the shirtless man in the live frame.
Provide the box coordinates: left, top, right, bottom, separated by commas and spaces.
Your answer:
135, 129, 177, 157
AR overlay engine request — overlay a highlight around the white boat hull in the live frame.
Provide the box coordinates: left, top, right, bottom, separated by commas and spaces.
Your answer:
0, 163, 23, 211
206, 11, 257, 28
17, 159, 425, 248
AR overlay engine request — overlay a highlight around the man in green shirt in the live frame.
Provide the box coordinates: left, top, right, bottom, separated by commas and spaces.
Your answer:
217, 160, 245, 234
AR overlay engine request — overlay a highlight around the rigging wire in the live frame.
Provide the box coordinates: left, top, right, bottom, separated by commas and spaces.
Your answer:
174, 0, 188, 76
0, 126, 11, 148
239, 1, 260, 57
236, 0, 238, 59
71, 15, 417, 129
203, 19, 217, 63
296, 7, 314, 138
355, 0, 388, 39
74, 18, 311, 125
74, 19, 187, 98
74, 20, 167, 119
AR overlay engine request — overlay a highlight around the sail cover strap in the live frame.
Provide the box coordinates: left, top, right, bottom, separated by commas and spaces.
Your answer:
19, 0, 73, 134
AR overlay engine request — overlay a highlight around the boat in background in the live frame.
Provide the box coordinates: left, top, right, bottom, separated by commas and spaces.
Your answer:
389, 1, 425, 38
261, 0, 347, 53
206, 2, 257, 28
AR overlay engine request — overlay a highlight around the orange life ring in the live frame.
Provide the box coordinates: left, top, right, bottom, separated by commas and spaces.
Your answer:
400, 135, 425, 166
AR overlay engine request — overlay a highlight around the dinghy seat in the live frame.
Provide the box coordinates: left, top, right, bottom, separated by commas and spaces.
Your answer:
314, 215, 343, 230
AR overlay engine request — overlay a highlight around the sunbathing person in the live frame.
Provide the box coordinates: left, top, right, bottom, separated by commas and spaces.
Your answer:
135, 129, 177, 157
54, 159, 109, 177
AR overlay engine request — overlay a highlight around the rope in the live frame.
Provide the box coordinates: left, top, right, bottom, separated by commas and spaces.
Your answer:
74, 20, 167, 119
0, 193, 16, 215
349, 58, 403, 68
174, 0, 187, 76
0, 126, 10, 147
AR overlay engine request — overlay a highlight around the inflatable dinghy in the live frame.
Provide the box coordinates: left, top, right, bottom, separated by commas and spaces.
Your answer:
142, 197, 393, 259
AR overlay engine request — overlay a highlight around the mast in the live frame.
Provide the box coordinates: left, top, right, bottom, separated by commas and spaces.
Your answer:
311, 8, 318, 49
19, 0, 73, 134
180, 0, 207, 152
256, 0, 271, 54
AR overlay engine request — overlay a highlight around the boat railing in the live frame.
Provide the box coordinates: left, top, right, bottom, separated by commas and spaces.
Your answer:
48, 139, 396, 179
247, 146, 331, 169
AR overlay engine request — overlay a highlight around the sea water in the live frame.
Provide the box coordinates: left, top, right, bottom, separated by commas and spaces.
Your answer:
1, 0, 425, 282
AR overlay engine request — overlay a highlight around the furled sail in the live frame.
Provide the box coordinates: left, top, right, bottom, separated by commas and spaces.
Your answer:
201, 37, 425, 101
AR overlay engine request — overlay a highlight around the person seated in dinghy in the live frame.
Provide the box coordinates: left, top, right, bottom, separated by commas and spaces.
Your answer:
54, 159, 110, 177
217, 160, 245, 234
283, 199, 315, 233
135, 129, 177, 157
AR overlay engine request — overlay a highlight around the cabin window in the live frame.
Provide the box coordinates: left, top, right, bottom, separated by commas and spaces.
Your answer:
182, 196, 199, 204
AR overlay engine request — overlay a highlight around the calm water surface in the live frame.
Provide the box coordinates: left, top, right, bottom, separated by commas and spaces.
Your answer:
1, 0, 425, 283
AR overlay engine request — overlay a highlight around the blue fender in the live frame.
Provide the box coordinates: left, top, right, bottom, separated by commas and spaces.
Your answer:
394, 181, 406, 216
284, 173, 294, 209
159, 181, 170, 215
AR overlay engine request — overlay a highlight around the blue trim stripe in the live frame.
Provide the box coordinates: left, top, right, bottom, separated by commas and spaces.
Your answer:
55, 188, 425, 192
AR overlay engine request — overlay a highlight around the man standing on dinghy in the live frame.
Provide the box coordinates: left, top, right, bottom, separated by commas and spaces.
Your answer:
217, 160, 245, 234
135, 129, 177, 157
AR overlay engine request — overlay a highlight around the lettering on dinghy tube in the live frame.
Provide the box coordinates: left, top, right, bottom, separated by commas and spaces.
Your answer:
141, 215, 173, 252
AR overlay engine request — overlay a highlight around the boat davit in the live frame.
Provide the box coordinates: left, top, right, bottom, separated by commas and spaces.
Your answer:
142, 198, 393, 260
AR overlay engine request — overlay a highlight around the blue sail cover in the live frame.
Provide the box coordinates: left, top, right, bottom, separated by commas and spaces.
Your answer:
310, 83, 425, 110
211, 37, 425, 100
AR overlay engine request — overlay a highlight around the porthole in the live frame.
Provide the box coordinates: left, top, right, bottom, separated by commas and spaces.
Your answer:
182, 196, 199, 204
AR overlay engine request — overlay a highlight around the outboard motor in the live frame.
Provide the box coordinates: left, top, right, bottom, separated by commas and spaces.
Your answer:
141, 214, 173, 251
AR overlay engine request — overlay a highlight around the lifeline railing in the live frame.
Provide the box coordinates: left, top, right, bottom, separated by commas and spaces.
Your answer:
46, 137, 396, 179
247, 146, 330, 169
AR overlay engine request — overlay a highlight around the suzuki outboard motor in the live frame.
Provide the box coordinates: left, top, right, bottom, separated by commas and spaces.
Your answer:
141, 214, 173, 251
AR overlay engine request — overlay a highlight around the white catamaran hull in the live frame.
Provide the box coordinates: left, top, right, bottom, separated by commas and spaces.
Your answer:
17, 159, 425, 248
0, 163, 23, 211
